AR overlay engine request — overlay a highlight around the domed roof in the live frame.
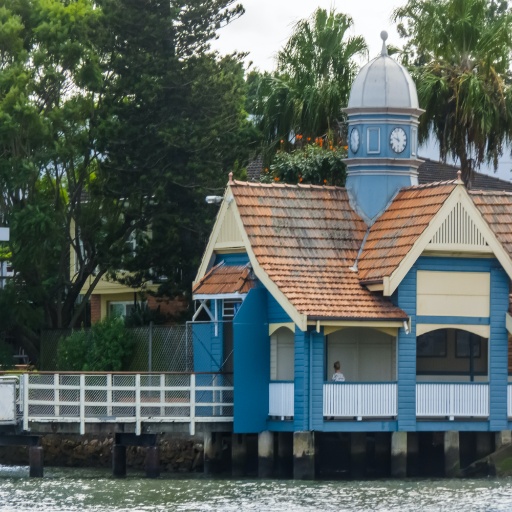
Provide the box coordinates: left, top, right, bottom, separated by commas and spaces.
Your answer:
348, 32, 419, 110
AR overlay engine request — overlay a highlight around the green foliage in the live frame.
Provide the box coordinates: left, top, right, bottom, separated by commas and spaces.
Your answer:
57, 316, 135, 371
394, 0, 512, 185
124, 303, 167, 327
0, 0, 255, 360
261, 144, 347, 186
0, 341, 14, 369
253, 8, 367, 155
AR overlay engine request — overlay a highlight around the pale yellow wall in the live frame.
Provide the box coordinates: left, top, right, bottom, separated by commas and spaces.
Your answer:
417, 271, 490, 317
215, 206, 244, 247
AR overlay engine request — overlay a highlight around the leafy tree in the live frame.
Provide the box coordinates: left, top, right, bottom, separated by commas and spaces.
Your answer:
394, 0, 512, 186
254, 8, 367, 155
0, 0, 251, 361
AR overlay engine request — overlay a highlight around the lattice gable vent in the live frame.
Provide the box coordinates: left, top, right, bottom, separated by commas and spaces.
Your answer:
428, 201, 488, 249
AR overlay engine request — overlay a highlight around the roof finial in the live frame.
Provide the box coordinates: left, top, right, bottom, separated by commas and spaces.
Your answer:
456, 169, 463, 184
228, 171, 234, 185
380, 30, 388, 56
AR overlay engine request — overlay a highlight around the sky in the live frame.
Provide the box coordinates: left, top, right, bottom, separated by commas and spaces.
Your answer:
211, 0, 403, 72
210, 0, 512, 182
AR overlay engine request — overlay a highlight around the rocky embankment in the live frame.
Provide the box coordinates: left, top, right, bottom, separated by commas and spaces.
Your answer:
0, 434, 204, 472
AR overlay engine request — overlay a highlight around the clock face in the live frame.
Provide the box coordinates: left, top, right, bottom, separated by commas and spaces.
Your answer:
390, 127, 407, 153
349, 128, 360, 153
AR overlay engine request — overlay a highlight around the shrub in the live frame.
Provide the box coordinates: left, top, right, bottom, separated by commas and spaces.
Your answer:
57, 316, 135, 371
0, 342, 15, 370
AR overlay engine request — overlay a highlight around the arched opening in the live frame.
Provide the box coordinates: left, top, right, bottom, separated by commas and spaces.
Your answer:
270, 326, 294, 381
416, 328, 488, 382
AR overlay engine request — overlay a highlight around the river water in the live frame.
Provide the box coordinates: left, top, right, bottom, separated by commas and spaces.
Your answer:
1, 465, 512, 511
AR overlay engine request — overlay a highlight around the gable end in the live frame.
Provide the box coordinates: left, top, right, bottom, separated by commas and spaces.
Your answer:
428, 201, 491, 253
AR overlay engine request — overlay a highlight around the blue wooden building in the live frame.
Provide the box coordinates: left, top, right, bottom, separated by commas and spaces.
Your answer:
192, 33, 512, 478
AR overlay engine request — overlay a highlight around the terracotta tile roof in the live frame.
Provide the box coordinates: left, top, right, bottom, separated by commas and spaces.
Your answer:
470, 190, 512, 256
419, 158, 512, 192
193, 262, 256, 295
231, 181, 408, 320
357, 181, 457, 283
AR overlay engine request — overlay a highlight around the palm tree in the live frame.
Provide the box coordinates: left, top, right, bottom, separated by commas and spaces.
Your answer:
393, 0, 512, 187
255, 8, 367, 153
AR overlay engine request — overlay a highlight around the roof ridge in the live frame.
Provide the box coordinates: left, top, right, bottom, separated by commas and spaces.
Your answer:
231, 179, 345, 191
402, 179, 457, 190
469, 189, 512, 196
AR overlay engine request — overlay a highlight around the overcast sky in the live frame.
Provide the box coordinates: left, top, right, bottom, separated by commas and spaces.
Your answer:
211, 0, 404, 72
211, 0, 512, 181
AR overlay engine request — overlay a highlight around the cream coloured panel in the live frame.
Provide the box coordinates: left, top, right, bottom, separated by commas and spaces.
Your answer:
417, 271, 490, 317
270, 327, 294, 381
215, 206, 243, 245
327, 328, 395, 381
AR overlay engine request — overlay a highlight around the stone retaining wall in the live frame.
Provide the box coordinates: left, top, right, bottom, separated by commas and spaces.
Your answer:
0, 434, 204, 472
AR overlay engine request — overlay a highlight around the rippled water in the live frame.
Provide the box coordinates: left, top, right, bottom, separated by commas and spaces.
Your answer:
0, 466, 512, 511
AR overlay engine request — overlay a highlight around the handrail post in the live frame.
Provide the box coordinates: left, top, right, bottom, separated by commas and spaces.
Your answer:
107, 374, 113, 417
160, 374, 165, 417
135, 374, 141, 436
23, 373, 29, 432
54, 374, 60, 418
80, 374, 85, 435
189, 373, 196, 436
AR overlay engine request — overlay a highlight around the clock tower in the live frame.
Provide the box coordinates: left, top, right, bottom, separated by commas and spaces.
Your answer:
344, 31, 424, 223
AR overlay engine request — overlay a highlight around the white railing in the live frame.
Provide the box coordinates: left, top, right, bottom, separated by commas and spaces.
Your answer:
323, 383, 397, 419
416, 383, 489, 419
269, 382, 294, 419
21, 373, 233, 436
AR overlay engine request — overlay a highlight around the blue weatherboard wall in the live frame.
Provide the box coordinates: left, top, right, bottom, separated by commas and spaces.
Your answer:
396, 266, 417, 431
489, 266, 509, 430
396, 256, 510, 431
192, 320, 223, 372
293, 328, 310, 431
267, 294, 292, 324
233, 287, 269, 433
192, 300, 224, 372
310, 329, 326, 430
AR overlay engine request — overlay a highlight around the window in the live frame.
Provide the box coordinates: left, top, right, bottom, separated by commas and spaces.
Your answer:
222, 299, 242, 319
417, 330, 447, 357
367, 127, 381, 154
411, 127, 417, 156
455, 331, 482, 358
109, 301, 137, 318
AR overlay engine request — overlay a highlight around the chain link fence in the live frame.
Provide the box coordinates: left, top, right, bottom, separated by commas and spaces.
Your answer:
40, 324, 194, 372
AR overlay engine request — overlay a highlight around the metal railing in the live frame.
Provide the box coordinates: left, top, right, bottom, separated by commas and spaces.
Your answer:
21, 372, 233, 436
416, 382, 489, 419
323, 382, 398, 420
269, 381, 294, 419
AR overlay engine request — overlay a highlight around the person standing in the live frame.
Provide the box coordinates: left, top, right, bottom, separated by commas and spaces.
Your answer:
332, 361, 345, 382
